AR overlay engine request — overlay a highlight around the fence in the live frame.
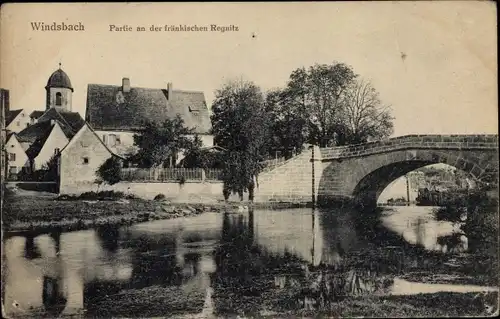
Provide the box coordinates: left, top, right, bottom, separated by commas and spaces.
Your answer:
121, 168, 223, 182
260, 157, 287, 172
261, 157, 286, 167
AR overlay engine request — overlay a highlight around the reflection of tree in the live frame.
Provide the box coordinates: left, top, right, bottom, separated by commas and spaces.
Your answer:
84, 280, 123, 310
184, 252, 201, 276
212, 211, 312, 315
49, 231, 62, 255
437, 233, 466, 253
96, 224, 120, 254
42, 276, 67, 316
129, 235, 182, 288
215, 213, 256, 277
24, 234, 41, 259
211, 212, 268, 314
415, 218, 426, 248
297, 268, 393, 309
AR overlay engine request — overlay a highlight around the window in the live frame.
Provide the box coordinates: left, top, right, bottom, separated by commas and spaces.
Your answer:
26, 123, 30, 128
9, 153, 15, 161
188, 106, 199, 115
83, 157, 89, 164
115, 135, 121, 145
16, 121, 20, 127
55, 92, 62, 106
54, 148, 60, 155
108, 134, 117, 147
9, 166, 17, 174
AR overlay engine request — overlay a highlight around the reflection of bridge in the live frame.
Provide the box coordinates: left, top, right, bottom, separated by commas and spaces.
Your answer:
256, 135, 498, 206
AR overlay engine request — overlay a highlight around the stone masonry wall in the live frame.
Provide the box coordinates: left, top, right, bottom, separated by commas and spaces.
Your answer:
319, 148, 498, 206
255, 146, 323, 203
59, 180, 243, 202
320, 134, 498, 160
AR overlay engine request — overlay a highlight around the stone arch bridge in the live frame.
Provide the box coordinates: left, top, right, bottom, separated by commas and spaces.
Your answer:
255, 134, 498, 207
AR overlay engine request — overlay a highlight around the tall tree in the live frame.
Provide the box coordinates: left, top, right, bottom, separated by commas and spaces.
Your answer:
180, 134, 226, 169
265, 88, 307, 159
337, 79, 394, 145
132, 115, 194, 168
282, 62, 357, 147
211, 79, 270, 200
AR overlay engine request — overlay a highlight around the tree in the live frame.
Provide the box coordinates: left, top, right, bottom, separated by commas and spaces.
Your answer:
179, 134, 203, 167
265, 88, 307, 159
42, 155, 60, 182
180, 134, 227, 169
337, 79, 394, 145
97, 156, 122, 185
132, 115, 195, 168
211, 79, 270, 200
282, 62, 357, 147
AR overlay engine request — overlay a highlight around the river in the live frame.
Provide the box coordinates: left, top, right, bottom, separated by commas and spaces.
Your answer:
2, 205, 497, 317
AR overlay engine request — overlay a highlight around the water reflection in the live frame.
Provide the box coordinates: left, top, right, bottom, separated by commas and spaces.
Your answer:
95, 224, 120, 253
3, 205, 495, 317
24, 234, 41, 260
42, 275, 67, 317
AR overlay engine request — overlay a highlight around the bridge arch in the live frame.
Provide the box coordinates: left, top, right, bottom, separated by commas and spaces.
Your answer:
317, 135, 498, 207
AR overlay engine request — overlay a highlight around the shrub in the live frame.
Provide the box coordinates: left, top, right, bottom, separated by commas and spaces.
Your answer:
97, 156, 122, 185
177, 175, 186, 185
223, 184, 231, 201
56, 191, 130, 201
154, 194, 166, 201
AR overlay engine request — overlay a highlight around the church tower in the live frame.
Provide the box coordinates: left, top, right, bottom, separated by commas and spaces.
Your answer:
45, 64, 73, 112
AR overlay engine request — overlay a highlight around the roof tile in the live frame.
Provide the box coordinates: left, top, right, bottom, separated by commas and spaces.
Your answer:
6, 109, 23, 127
85, 84, 211, 134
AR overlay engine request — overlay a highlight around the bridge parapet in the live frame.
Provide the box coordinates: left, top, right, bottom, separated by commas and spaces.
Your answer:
320, 134, 498, 160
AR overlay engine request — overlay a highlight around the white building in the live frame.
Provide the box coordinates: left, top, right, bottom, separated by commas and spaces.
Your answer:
85, 78, 213, 160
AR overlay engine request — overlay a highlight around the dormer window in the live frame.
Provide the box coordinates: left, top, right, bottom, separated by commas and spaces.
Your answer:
56, 92, 62, 106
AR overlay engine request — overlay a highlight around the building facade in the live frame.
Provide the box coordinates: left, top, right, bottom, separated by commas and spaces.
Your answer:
59, 123, 120, 194
85, 78, 213, 161
4, 133, 30, 178
6, 109, 31, 133
1, 88, 9, 180
13, 67, 85, 175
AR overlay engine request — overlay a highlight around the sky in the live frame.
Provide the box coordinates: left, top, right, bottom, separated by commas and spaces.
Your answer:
1, 2, 497, 137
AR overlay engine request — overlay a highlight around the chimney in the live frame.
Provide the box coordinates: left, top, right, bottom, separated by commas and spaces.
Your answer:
122, 77, 131, 93
167, 82, 173, 100
1, 89, 9, 113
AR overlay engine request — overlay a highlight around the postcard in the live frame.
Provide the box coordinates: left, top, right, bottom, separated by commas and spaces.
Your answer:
1, 2, 498, 318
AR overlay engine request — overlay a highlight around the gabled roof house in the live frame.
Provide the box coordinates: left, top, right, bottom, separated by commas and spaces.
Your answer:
12, 66, 86, 172
85, 78, 214, 157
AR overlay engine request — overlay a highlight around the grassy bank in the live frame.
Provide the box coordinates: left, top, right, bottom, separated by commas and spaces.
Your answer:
2, 189, 312, 234
278, 291, 499, 318
85, 284, 498, 318
2, 190, 216, 234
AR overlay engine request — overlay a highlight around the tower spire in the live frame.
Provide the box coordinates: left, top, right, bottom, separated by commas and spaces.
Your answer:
58, 61, 62, 69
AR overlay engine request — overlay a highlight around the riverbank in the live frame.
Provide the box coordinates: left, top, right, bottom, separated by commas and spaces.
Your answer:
2, 190, 311, 235
85, 284, 498, 318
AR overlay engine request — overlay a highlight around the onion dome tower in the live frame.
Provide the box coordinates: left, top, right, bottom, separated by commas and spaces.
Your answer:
45, 63, 73, 112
